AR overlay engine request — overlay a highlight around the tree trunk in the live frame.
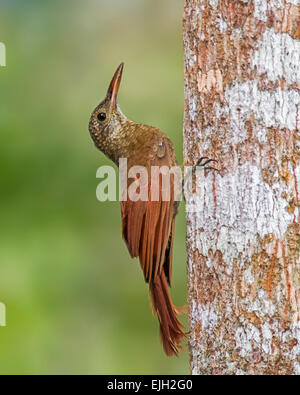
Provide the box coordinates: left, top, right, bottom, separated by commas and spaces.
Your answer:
183, 0, 300, 375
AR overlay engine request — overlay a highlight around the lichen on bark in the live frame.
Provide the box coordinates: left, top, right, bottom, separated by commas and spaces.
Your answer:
183, 0, 300, 375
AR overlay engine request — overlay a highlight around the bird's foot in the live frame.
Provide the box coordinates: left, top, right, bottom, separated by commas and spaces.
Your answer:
195, 157, 219, 173
182, 157, 220, 202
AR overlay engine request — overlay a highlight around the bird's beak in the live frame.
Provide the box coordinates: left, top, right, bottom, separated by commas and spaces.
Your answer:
107, 62, 124, 111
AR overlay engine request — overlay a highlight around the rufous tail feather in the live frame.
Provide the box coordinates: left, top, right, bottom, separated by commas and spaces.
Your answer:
149, 271, 185, 356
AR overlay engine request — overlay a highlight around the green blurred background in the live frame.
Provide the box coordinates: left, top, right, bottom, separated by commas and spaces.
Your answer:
0, 0, 188, 374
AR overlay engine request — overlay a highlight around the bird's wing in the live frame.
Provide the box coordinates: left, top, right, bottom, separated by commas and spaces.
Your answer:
121, 133, 185, 356
121, 137, 178, 285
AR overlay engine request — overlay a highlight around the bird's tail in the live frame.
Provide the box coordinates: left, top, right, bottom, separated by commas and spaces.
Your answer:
149, 271, 185, 356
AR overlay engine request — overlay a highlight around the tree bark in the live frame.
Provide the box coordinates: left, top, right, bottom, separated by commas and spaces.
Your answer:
183, 0, 300, 375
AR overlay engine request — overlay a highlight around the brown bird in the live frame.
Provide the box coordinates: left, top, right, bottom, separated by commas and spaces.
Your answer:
89, 63, 185, 355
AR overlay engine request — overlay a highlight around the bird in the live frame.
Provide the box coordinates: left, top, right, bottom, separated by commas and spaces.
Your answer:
89, 63, 185, 356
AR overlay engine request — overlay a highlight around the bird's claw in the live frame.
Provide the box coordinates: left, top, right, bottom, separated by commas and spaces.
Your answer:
195, 157, 220, 173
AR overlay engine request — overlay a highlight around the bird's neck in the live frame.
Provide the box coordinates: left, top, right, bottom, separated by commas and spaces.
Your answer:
105, 118, 138, 165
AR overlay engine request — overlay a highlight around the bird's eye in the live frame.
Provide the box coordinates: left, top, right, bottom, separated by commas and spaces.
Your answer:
97, 112, 107, 122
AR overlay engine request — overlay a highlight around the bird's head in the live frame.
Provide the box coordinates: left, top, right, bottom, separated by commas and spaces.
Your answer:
89, 63, 128, 160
